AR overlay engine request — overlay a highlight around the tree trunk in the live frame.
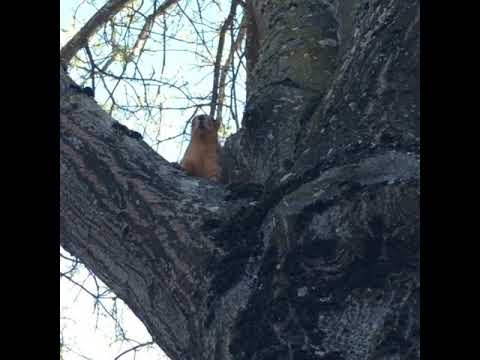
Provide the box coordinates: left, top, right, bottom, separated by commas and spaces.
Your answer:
60, 0, 420, 359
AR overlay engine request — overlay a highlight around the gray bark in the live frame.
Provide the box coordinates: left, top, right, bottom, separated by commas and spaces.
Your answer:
60, 0, 420, 359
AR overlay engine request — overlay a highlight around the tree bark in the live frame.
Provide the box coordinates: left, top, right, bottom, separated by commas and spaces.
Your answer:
60, 0, 420, 359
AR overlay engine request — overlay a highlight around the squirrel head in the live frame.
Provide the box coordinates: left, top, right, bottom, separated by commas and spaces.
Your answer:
191, 115, 220, 139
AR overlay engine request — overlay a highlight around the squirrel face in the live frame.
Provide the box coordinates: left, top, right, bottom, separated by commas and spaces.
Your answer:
191, 115, 220, 140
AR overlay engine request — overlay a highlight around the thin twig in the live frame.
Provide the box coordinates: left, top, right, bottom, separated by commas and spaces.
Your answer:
114, 342, 154, 360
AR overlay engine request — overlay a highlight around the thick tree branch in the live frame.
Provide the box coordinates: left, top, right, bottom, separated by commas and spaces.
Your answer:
60, 65, 233, 359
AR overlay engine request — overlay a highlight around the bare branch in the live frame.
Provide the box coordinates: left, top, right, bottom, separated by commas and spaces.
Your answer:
209, 0, 239, 120
215, 14, 246, 125
61, 0, 134, 64
126, 0, 180, 61
113, 342, 154, 360
84, 45, 96, 92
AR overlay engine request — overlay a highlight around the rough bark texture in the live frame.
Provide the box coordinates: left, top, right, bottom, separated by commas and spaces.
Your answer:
60, 0, 420, 360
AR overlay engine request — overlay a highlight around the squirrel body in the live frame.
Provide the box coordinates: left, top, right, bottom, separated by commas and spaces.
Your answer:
181, 115, 222, 181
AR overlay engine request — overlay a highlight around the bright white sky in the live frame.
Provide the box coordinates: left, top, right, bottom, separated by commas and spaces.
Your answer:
60, 1, 245, 359
60, 250, 169, 360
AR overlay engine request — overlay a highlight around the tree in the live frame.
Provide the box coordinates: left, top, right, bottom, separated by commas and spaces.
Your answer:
60, 0, 420, 359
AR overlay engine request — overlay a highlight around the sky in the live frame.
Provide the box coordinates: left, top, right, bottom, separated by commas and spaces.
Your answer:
60, 1, 245, 359
60, 251, 169, 360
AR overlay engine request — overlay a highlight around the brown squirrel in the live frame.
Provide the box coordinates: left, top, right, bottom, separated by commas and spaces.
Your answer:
180, 114, 222, 181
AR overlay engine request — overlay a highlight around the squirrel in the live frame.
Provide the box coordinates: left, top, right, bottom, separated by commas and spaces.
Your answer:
180, 114, 222, 182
